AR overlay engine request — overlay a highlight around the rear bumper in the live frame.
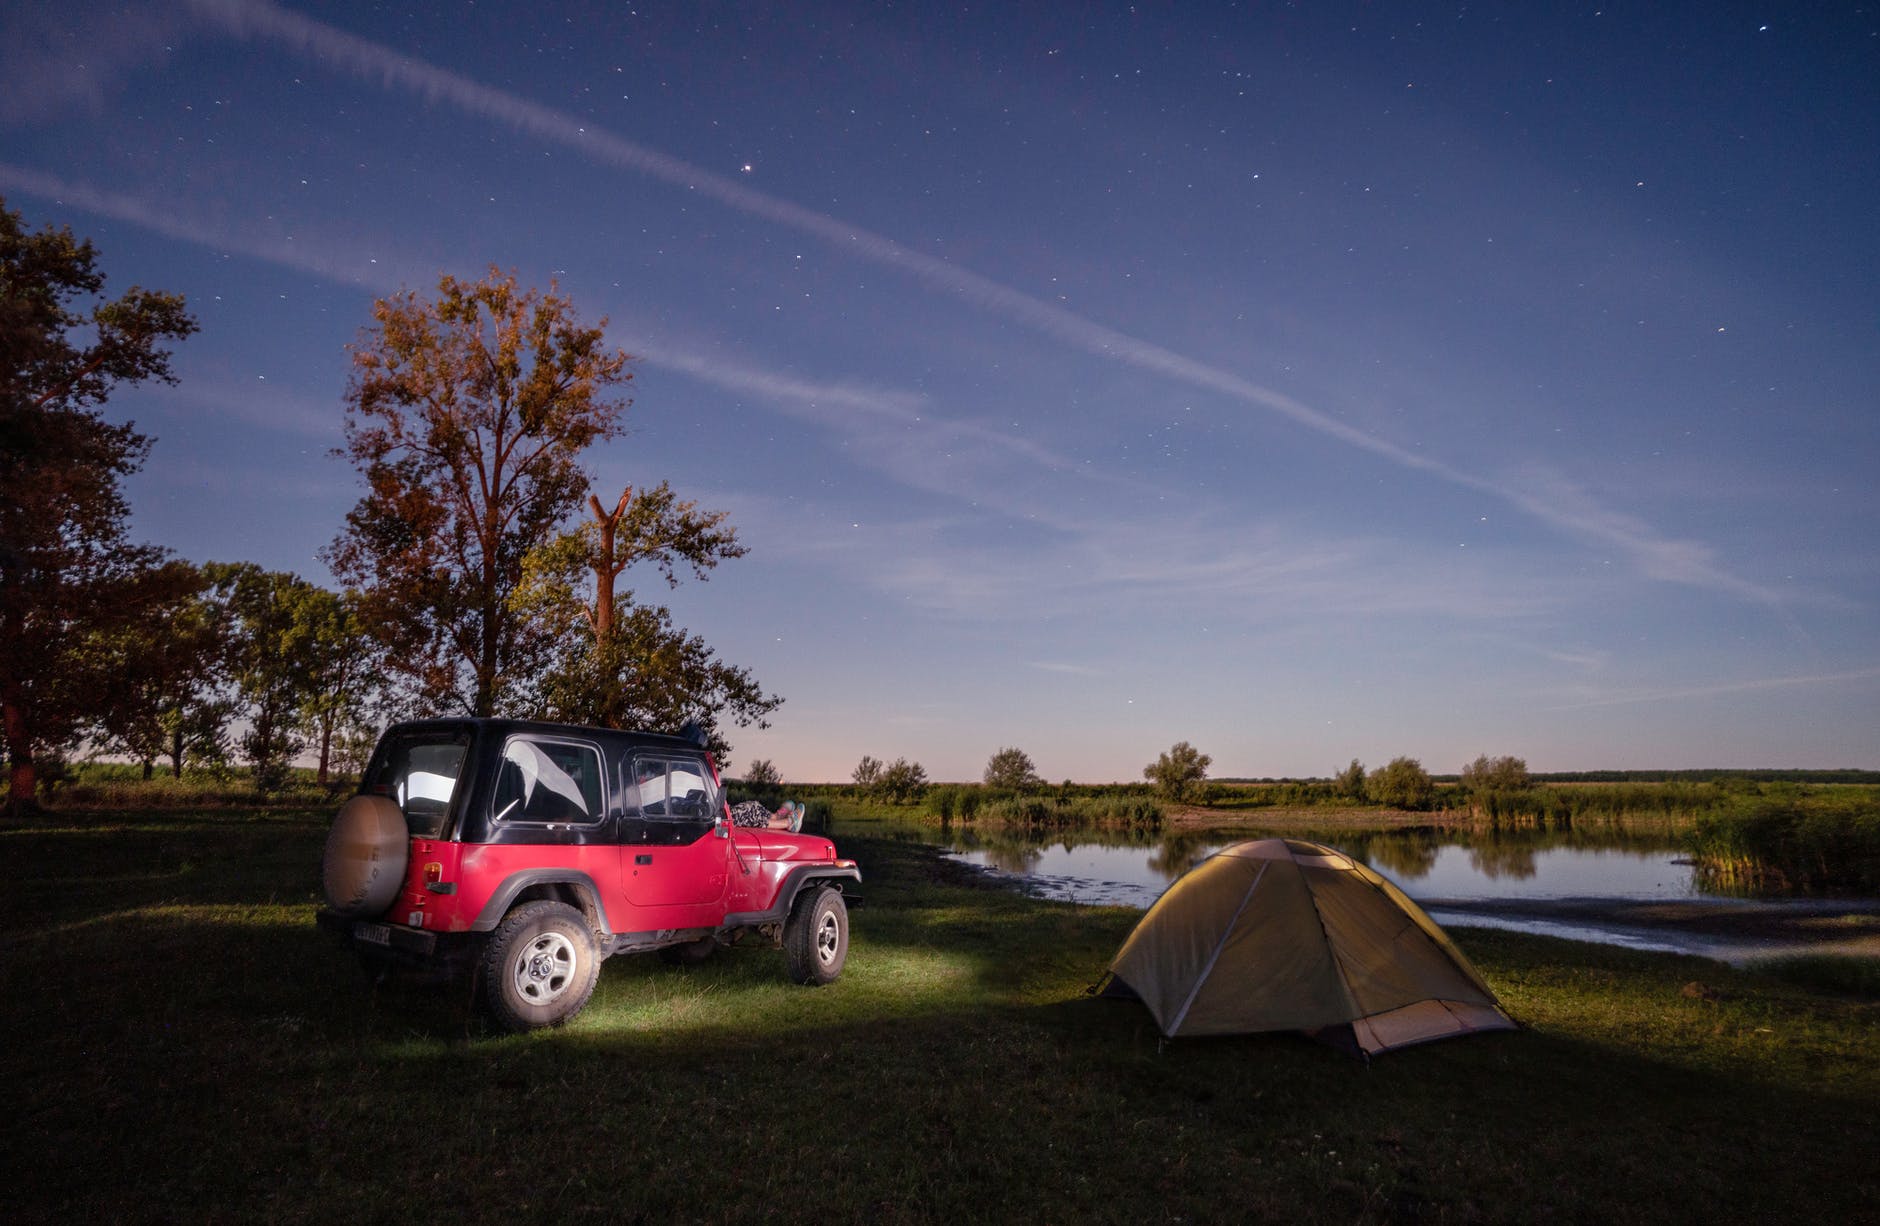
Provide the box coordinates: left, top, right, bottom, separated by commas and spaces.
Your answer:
315, 909, 474, 980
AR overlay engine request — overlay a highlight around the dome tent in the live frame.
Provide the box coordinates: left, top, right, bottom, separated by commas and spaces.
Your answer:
1097, 839, 1515, 1056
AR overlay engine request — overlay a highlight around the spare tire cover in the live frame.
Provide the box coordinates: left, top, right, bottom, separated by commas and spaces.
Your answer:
323, 794, 410, 917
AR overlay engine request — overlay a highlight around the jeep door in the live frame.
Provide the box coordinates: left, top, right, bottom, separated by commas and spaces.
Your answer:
616, 753, 733, 930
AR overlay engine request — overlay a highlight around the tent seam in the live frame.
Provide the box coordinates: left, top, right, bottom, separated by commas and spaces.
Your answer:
1166, 859, 1268, 1035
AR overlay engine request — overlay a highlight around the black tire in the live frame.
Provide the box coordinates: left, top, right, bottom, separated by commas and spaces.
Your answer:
478, 900, 600, 1031
659, 935, 718, 966
783, 887, 848, 986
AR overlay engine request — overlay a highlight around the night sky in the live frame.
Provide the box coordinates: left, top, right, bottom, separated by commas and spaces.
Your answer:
5, 1, 1876, 780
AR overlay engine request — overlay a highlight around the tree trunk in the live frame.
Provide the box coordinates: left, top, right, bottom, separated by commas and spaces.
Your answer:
588, 488, 630, 645
141, 758, 154, 781
168, 725, 184, 778
317, 715, 333, 786
3, 695, 35, 805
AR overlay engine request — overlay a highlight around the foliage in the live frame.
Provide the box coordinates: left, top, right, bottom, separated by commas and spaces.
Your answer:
1367, 755, 1435, 809
982, 746, 1042, 791
204, 564, 328, 794
92, 564, 226, 778
325, 269, 631, 717
877, 757, 929, 804
1689, 791, 1880, 894
742, 759, 781, 787
0, 197, 198, 807
1144, 740, 1211, 801
851, 755, 883, 789
528, 605, 778, 759
291, 584, 381, 785
513, 482, 776, 756
1333, 758, 1367, 799
1461, 753, 1531, 793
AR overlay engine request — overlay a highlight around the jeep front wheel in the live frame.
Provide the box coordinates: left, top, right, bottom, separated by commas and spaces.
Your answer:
783, 887, 848, 986
479, 900, 600, 1032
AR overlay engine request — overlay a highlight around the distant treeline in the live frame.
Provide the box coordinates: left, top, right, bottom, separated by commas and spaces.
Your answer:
1219, 769, 1880, 786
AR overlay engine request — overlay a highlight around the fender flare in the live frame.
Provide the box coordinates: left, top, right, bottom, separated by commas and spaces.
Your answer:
471, 869, 612, 933
722, 864, 863, 928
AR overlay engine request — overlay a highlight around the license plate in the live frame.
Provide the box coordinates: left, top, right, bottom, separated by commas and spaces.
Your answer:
355, 922, 392, 947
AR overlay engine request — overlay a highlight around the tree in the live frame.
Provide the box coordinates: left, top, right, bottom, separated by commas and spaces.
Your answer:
95, 566, 227, 779
983, 746, 1041, 791
1460, 754, 1530, 794
878, 758, 928, 804
1334, 759, 1367, 800
513, 482, 777, 756
1144, 741, 1212, 802
1, 198, 197, 808
324, 269, 632, 717
295, 586, 382, 786
743, 759, 782, 787
531, 605, 778, 759
1368, 756, 1435, 810
205, 564, 337, 794
852, 755, 883, 790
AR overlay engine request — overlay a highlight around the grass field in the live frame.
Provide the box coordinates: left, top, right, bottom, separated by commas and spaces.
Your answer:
3, 807, 1875, 1223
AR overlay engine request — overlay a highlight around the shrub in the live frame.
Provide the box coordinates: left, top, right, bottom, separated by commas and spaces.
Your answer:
1145, 741, 1211, 802
1368, 757, 1435, 810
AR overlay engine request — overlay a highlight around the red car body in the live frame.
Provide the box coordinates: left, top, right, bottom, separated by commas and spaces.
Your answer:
319, 718, 859, 1028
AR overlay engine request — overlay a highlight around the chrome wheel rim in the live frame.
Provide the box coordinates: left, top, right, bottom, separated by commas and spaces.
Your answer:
815, 909, 841, 966
513, 931, 577, 1003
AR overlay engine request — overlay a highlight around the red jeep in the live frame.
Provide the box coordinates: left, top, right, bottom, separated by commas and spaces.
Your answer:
318, 718, 859, 1031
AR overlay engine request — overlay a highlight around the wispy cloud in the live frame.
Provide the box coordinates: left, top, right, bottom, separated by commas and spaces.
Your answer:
1546, 665, 1880, 710
0, 4, 186, 125
0, 162, 431, 290
179, 0, 1783, 607
1030, 662, 1106, 677
144, 375, 343, 441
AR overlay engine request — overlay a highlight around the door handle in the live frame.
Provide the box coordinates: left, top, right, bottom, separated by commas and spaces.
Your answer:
635, 854, 653, 865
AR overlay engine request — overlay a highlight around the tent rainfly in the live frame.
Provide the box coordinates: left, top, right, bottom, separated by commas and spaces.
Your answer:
1098, 839, 1515, 1056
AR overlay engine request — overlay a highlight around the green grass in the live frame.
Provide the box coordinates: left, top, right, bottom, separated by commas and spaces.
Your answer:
2, 808, 1876, 1223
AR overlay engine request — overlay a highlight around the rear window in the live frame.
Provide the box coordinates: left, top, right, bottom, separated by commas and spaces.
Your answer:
366, 729, 472, 837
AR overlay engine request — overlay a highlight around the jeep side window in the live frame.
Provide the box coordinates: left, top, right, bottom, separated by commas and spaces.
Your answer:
492, 737, 604, 824
630, 757, 715, 820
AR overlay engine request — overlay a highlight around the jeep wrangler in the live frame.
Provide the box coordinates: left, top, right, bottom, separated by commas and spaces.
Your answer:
317, 718, 860, 1031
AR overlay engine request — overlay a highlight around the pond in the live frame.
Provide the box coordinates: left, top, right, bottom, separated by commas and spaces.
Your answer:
923, 823, 1879, 965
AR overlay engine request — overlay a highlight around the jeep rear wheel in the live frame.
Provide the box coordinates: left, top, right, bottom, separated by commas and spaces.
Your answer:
783, 887, 848, 986
479, 901, 600, 1031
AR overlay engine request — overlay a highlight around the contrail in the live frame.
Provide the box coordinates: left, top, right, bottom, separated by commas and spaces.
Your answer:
175, 0, 1781, 604
1546, 664, 1880, 710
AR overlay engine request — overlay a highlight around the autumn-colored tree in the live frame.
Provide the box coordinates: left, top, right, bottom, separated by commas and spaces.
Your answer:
0, 198, 197, 808
513, 482, 775, 754
1144, 741, 1212, 801
325, 270, 632, 717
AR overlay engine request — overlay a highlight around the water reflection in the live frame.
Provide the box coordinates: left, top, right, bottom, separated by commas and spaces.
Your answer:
931, 822, 1699, 910
901, 819, 1872, 964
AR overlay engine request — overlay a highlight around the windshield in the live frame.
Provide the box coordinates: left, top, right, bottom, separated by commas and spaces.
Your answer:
366, 728, 473, 837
